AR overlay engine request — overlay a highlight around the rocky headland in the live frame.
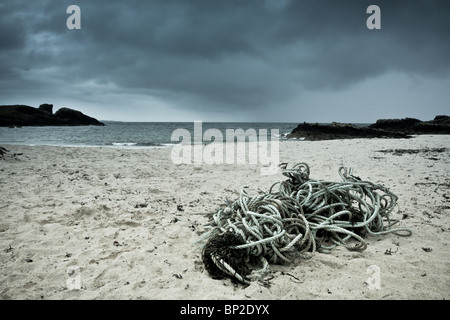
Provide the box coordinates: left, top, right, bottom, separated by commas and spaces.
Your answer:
0, 104, 104, 127
287, 115, 450, 141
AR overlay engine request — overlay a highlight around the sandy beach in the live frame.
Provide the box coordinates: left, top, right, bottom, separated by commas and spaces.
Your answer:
0, 135, 449, 300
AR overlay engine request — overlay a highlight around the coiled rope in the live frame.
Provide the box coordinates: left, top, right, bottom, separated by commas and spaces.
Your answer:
199, 163, 412, 285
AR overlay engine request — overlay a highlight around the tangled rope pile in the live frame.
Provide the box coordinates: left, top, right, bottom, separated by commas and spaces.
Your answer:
199, 163, 412, 285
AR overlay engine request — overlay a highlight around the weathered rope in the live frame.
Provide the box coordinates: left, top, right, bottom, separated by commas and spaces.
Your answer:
199, 162, 412, 284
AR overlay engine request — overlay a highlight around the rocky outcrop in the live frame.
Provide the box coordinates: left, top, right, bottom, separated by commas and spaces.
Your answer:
0, 104, 104, 127
54, 108, 104, 126
38, 103, 53, 114
369, 115, 450, 134
287, 122, 410, 141
288, 115, 449, 141
433, 115, 450, 125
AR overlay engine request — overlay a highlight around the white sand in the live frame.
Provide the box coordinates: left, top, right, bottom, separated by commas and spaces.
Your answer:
0, 135, 449, 300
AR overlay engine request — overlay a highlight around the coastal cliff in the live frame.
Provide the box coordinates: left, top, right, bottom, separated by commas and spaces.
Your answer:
0, 104, 104, 127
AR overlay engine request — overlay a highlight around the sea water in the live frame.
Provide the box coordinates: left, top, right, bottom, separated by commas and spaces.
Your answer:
0, 122, 299, 148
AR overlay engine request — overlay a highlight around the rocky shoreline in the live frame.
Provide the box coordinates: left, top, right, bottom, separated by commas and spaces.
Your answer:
287, 115, 450, 141
0, 104, 104, 127
368, 115, 450, 134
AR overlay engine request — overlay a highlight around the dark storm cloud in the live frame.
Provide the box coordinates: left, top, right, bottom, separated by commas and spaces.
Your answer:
1, 0, 449, 120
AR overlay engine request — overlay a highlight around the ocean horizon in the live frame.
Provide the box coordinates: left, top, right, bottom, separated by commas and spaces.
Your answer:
0, 121, 370, 148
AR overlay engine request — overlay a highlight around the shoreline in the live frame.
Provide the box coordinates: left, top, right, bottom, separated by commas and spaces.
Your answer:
0, 136, 449, 299
1, 133, 445, 149
0, 143, 177, 150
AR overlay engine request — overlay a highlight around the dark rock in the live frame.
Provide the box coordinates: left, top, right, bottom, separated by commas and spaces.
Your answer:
288, 115, 450, 141
0, 105, 63, 127
369, 118, 421, 133
54, 108, 104, 126
433, 115, 450, 123
429, 115, 450, 127
38, 104, 53, 114
0, 104, 104, 127
414, 123, 450, 134
369, 116, 450, 134
0, 146, 8, 157
287, 122, 410, 141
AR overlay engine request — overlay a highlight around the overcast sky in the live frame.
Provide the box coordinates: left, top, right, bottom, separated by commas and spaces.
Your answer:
1, 0, 449, 122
